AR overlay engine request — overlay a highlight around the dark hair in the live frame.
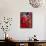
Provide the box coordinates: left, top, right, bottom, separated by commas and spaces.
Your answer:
26, 12, 29, 15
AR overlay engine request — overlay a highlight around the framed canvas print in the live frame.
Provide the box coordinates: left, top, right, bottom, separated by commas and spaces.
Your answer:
20, 12, 32, 28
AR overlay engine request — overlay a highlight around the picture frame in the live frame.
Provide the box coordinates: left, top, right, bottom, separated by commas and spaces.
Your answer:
20, 12, 32, 28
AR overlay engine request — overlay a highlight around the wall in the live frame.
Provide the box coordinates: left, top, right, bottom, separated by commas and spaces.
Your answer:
0, 0, 46, 40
